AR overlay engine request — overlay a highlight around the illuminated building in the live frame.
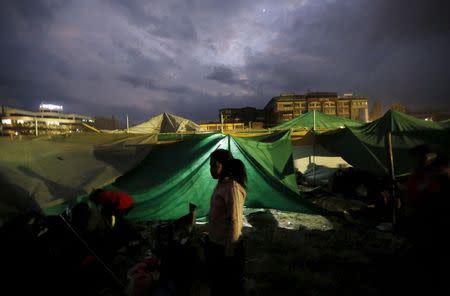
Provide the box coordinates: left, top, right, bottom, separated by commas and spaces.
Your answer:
0, 104, 94, 136
264, 92, 369, 126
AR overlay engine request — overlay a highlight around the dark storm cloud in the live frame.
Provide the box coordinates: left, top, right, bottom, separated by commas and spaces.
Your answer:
206, 66, 234, 83
242, 0, 450, 110
0, 0, 74, 111
108, 0, 198, 41
118, 74, 192, 95
206, 66, 240, 85
119, 74, 157, 90
1, 0, 449, 124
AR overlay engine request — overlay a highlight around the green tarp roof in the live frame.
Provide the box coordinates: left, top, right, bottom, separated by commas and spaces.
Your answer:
317, 110, 450, 176
1, 132, 316, 222
0, 134, 159, 223
103, 131, 316, 221
440, 119, 450, 129
274, 111, 363, 130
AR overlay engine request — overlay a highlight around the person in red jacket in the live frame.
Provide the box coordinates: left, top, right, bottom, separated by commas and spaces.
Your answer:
88, 189, 139, 252
89, 189, 134, 224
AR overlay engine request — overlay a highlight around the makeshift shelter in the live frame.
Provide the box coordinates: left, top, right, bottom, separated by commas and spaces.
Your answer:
272, 111, 361, 184
0, 133, 158, 224
440, 119, 450, 129
0, 130, 317, 223
88, 131, 316, 221
316, 110, 450, 176
274, 110, 363, 131
128, 112, 200, 134
292, 131, 351, 185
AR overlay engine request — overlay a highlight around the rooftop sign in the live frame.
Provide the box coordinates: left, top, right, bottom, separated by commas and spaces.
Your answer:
39, 103, 63, 112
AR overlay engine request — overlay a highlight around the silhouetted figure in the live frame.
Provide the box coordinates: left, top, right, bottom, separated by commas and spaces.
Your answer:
399, 145, 450, 294
154, 203, 199, 296
206, 149, 247, 296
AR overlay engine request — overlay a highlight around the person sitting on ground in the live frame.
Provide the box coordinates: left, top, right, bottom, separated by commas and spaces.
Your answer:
88, 189, 138, 250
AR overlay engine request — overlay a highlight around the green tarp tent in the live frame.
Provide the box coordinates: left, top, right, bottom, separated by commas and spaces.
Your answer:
316, 110, 450, 176
100, 131, 315, 221
1, 131, 316, 222
274, 110, 363, 131
273, 110, 361, 184
440, 119, 450, 129
128, 112, 200, 134
0, 133, 159, 224
292, 131, 351, 185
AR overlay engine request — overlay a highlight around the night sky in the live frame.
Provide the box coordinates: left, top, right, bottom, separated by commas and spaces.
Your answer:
1, 0, 450, 124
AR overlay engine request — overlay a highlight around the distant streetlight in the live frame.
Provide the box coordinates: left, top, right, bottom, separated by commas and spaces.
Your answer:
126, 113, 129, 133
35, 117, 38, 136
220, 111, 224, 133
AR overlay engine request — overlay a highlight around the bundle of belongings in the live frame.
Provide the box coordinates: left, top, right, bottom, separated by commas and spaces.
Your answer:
67, 191, 140, 262
0, 195, 201, 295
126, 251, 161, 296
328, 167, 396, 222
125, 203, 202, 296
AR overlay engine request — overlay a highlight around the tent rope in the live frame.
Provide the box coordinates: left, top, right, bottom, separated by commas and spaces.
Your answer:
58, 214, 126, 293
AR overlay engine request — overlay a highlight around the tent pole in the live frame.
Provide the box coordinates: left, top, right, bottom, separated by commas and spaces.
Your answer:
227, 134, 231, 152
386, 131, 397, 230
313, 111, 316, 186
312, 131, 316, 186
313, 110, 316, 131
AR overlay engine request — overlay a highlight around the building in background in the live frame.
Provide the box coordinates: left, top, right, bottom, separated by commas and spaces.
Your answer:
264, 92, 369, 126
0, 104, 94, 136
199, 122, 245, 132
93, 116, 121, 130
219, 106, 265, 129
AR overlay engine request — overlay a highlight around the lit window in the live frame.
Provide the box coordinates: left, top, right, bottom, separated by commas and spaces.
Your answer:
1, 119, 12, 125
17, 120, 25, 124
